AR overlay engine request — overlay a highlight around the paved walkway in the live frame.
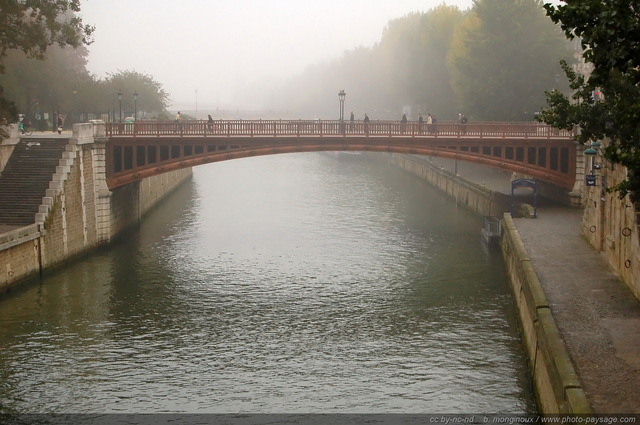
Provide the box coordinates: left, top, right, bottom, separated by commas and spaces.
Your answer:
515, 208, 640, 413
435, 158, 640, 413
19, 130, 73, 139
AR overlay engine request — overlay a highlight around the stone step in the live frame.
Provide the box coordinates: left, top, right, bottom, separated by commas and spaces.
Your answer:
0, 139, 68, 226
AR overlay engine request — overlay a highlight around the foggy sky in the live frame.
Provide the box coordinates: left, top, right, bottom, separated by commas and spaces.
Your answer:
80, 0, 473, 111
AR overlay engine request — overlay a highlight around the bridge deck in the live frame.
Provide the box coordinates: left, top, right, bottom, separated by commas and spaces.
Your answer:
103, 120, 578, 190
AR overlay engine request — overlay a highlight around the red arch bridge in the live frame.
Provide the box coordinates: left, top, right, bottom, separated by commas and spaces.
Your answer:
104, 120, 577, 191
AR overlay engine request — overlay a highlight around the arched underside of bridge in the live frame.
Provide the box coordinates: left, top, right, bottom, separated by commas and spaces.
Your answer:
105, 138, 576, 191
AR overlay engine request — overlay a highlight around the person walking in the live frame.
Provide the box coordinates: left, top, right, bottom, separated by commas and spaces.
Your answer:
418, 113, 424, 134
57, 114, 63, 134
349, 111, 355, 133
174, 111, 181, 133
363, 113, 370, 135
428, 113, 438, 134
458, 113, 468, 134
400, 113, 408, 134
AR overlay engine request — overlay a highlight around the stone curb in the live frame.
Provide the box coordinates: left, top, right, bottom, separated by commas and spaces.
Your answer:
502, 213, 592, 414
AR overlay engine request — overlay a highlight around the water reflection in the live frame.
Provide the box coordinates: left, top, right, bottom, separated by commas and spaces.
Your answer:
0, 153, 534, 413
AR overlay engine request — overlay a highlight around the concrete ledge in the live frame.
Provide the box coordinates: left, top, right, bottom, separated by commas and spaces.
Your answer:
0, 224, 39, 245
502, 213, 592, 414
35, 212, 46, 224
55, 165, 71, 175
1, 124, 20, 146
71, 123, 96, 145
0, 224, 42, 251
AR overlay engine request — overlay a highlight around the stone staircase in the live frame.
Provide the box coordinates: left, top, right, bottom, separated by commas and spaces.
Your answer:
0, 139, 69, 226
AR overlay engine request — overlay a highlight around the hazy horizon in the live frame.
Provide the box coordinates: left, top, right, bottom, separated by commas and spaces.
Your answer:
79, 0, 474, 111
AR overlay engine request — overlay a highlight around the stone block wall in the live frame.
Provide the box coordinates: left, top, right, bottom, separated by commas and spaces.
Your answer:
580, 154, 640, 300
0, 225, 42, 288
0, 123, 192, 291
386, 154, 512, 216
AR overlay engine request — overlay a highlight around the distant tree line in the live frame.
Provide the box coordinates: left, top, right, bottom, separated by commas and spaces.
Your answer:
259, 0, 573, 122
0, 46, 170, 130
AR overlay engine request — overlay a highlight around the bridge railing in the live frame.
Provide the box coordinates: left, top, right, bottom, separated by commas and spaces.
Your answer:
105, 120, 574, 139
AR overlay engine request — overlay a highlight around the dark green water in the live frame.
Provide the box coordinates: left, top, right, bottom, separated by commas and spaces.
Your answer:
0, 153, 535, 413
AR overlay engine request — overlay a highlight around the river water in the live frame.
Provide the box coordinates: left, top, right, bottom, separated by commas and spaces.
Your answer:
0, 153, 535, 414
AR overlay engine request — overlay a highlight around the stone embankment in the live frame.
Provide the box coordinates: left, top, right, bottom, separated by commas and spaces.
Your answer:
0, 123, 192, 291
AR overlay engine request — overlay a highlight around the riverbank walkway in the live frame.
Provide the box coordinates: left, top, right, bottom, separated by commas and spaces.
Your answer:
514, 208, 640, 413
441, 158, 640, 413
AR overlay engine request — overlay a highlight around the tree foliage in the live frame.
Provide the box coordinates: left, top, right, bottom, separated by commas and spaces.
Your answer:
0, 3, 169, 132
102, 70, 170, 118
0, 0, 93, 130
537, 0, 640, 206
450, 0, 572, 120
264, 0, 571, 122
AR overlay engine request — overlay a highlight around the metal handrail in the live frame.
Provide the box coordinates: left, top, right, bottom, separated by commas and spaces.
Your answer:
105, 120, 574, 139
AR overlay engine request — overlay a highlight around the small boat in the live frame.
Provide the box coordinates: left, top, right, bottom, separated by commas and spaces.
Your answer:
481, 216, 502, 249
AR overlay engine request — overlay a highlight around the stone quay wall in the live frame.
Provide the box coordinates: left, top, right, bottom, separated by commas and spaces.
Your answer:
386, 154, 513, 216
580, 153, 640, 300
0, 123, 192, 291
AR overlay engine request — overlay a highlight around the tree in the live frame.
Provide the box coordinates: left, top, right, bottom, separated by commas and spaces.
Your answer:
538, 1, 640, 206
449, 0, 572, 121
0, 0, 93, 130
101, 70, 170, 119
0, 44, 92, 129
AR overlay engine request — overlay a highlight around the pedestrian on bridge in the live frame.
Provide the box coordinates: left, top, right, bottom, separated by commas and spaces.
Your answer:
418, 113, 424, 134
364, 113, 370, 135
458, 113, 468, 134
175, 111, 181, 133
57, 114, 63, 134
427, 113, 433, 134
401, 113, 408, 134
349, 111, 354, 133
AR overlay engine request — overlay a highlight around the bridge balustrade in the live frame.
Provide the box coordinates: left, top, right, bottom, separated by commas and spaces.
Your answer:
106, 120, 574, 139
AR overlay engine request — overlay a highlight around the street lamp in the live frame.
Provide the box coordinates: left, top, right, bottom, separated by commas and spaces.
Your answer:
72, 88, 77, 123
117, 90, 123, 122
134, 90, 138, 121
338, 90, 346, 134
338, 90, 346, 121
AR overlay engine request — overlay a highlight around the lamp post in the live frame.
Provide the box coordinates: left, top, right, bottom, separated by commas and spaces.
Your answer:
117, 90, 123, 122
584, 141, 601, 191
584, 141, 600, 173
338, 89, 346, 134
134, 90, 138, 121
72, 88, 77, 124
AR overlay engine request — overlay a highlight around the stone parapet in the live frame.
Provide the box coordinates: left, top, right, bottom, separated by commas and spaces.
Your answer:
501, 213, 591, 414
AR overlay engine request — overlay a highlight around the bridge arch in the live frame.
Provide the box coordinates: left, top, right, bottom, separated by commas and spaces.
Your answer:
103, 120, 578, 192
